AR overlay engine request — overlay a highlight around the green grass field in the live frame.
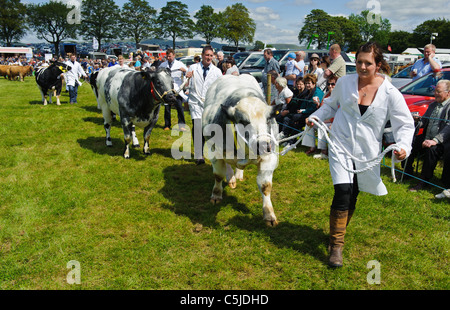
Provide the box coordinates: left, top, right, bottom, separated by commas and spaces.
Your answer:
0, 76, 448, 290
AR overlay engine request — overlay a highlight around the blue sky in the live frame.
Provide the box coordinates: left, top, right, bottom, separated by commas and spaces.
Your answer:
24, 0, 450, 45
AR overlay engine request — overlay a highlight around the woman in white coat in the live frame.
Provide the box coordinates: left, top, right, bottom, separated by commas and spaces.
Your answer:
186, 46, 223, 165
306, 42, 415, 268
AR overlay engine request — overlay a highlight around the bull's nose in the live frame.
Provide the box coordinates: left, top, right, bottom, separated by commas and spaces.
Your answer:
257, 139, 276, 155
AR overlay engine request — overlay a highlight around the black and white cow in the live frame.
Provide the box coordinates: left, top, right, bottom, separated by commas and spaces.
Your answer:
35, 61, 71, 105
93, 66, 176, 158
202, 74, 283, 227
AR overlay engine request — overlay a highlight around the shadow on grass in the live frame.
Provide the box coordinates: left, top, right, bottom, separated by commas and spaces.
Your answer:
160, 163, 328, 263
77, 137, 148, 161
83, 116, 122, 128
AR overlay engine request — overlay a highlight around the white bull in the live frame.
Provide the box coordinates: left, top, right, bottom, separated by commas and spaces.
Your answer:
202, 74, 283, 227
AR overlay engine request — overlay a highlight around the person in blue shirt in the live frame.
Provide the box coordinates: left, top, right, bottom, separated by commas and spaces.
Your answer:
410, 44, 442, 81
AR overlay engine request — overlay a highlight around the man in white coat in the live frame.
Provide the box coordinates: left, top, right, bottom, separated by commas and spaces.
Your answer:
159, 49, 188, 132
65, 54, 87, 104
186, 46, 222, 165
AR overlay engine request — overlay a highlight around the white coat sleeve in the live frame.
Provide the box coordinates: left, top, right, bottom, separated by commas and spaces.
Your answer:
388, 88, 415, 156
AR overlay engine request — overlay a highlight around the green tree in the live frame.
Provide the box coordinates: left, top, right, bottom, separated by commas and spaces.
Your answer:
221, 3, 255, 48
412, 18, 450, 48
387, 31, 413, 54
194, 5, 223, 45
120, 0, 156, 45
78, 0, 120, 51
348, 10, 391, 47
331, 16, 362, 51
27, 1, 77, 56
155, 1, 194, 50
298, 9, 337, 49
0, 0, 27, 46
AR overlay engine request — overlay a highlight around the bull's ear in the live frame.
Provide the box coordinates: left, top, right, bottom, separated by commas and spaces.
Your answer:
221, 104, 235, 120
140, 71, 153, 80
268, 103, 284, 118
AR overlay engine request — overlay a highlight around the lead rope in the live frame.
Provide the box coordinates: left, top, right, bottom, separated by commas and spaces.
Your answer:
276, 115, 402, 181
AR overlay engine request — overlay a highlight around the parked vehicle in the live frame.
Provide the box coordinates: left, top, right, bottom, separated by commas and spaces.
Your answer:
391, 65, 413, 88
384, 66, 450, 143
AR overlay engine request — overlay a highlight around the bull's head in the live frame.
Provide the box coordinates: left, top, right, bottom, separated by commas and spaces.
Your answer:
141, 67, 176, 104
221, 98, 283, 157
50, 61, 71, 73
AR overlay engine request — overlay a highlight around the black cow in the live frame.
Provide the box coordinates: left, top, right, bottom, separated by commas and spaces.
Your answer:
35, 61, 72, 105
93, 66, 177, 158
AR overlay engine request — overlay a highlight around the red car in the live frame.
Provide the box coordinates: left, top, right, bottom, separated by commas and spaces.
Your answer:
400, 66, 450, 116
383, 66, 450, 144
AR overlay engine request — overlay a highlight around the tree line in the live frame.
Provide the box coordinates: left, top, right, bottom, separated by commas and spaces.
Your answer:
0, 0, 255, 55
299, 9, 450, 53
1, 0, 448, 56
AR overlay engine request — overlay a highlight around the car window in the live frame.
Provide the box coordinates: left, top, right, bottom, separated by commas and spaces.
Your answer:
233, 53, 250, 67
346, 64, 357, 75
272, 51, 287, 62
392, 66, 411, 78
242, 54, 264, 68
400, 71, 450, 96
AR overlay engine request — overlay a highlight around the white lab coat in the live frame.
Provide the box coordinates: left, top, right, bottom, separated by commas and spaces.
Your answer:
187, 62, 222, 120
310, 74, 415, 195
64, 60, 86, 87
160, 59, 188, 102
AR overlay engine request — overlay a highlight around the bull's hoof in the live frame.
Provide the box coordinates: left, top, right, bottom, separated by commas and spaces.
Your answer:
133, 144, 140, 148
210, 197, 222, 204
143, 151, 151, 156
265, 219, 279, 227
228, 177, 237, 189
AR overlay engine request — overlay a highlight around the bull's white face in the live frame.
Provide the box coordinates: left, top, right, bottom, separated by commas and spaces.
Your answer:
223, 98, 282, 156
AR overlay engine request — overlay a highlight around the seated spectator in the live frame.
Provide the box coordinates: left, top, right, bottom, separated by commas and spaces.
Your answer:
284, 74, 324, 143
108, 57, 118, 67
302, 74, 338, 158
406, 80, 450, 192
225, 57, 239, 76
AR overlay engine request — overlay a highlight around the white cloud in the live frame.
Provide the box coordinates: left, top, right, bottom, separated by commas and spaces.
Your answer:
250, 6, 281, 21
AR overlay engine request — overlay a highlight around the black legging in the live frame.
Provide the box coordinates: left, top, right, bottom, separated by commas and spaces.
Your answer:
331, 167, 359, 212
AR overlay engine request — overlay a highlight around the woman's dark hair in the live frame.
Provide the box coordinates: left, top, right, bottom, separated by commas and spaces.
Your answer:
321, 55, 331, 68
355, 42, 390, 75
226, 56, 235, 65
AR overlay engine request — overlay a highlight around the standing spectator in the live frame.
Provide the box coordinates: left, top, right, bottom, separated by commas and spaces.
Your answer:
284, 53, 300, 91
262, 49, 281, 96
141, 56, 152, 71
410, 44, 442, 81
324, 44, 346, 79
185, 46, 222, 165
117, 55, 127, 68
216, 51, 225, 74
65, 54, 87, 105
295, 51, 306, 79
134, 56, 142, 71
406, 80, 450, 192
108, 57, 118, 67
306, 42, 415, 268
159, 48, 187, 132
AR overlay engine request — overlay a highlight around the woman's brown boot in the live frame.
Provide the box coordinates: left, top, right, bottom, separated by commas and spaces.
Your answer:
328, 209, 348, 267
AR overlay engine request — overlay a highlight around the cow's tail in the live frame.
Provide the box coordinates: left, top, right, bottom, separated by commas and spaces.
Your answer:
90, 71, 99, 98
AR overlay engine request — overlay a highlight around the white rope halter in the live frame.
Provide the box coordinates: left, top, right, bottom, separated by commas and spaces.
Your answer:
277, 115, 402, 182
